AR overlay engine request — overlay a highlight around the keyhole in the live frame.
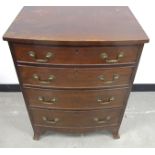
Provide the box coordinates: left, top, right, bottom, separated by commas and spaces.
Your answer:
73, 68, 79, 79
75, 49, 79, 55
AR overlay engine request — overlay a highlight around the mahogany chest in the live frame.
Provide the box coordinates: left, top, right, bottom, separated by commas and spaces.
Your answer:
3, 6, 149, 140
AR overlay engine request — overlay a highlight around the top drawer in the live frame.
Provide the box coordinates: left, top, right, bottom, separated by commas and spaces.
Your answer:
12, 43, 139, 66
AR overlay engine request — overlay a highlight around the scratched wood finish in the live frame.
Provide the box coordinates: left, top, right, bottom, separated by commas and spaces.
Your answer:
3, 6, 149, 45
3, 6, 149, 140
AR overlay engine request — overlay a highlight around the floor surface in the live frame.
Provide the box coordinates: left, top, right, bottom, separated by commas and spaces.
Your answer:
0, 92, 155, 148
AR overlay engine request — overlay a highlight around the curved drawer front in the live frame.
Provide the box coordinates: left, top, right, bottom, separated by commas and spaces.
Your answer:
13, 43, 139, 65
31, 108, 122, 127
24, 87, 129, 110
19, 65, 133, 88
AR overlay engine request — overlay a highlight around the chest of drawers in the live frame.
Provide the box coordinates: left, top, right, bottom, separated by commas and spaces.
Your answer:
3, 6, 149, 140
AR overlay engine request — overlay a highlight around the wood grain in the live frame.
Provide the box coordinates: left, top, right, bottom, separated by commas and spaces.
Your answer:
3, 6, 149, 45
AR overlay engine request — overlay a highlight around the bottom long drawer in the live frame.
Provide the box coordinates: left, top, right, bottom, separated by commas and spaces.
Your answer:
30, 108, 122, 127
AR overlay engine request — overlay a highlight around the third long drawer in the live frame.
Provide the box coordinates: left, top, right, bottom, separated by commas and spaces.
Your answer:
24, 87, 129, 110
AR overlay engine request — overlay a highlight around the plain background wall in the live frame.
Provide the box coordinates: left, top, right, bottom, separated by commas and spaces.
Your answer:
0, 0, 154, 84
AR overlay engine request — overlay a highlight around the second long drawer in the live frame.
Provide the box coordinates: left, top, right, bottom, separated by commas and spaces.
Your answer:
24, 87, 129, 110
18, 65, 134, 88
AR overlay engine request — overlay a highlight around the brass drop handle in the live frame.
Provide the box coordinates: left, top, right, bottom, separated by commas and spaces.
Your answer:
101, 52, 124, 63
94, 116, 111, 124
28, 51, 53, 63
97, 96, 115, 105
38, 96, 57, 104
33, 74, 55, 84
42, 116, 59, 124
98, 74, 119, 84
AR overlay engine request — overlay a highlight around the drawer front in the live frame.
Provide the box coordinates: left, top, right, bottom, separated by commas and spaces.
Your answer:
24, 87, 129, 110
18, 65, 133, 88
13, 43, 139, 65
31, 108, 121, 127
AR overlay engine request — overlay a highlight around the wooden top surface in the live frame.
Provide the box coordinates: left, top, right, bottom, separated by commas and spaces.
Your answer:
3, 6, 149, 45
